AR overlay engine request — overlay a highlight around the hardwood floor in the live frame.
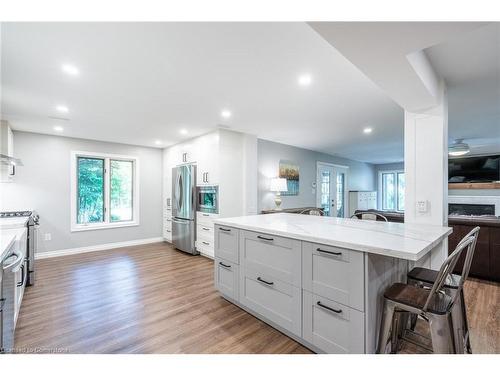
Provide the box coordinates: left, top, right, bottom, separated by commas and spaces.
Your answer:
14, 242, 499, 354
14, 242, 310, 354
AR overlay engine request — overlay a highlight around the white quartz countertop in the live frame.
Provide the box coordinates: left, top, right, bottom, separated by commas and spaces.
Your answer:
214, 213, 453, 261
0, 228, 26, 261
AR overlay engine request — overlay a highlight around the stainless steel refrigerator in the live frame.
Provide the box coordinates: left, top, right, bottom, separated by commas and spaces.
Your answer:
172, 164, 198, 255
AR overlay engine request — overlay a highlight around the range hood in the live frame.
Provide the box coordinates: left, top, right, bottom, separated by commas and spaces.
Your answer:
0, 153, 24, 166
1, 120, 22, 181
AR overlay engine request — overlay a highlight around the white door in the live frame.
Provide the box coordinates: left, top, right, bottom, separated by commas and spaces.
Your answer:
316, 163, 348, 217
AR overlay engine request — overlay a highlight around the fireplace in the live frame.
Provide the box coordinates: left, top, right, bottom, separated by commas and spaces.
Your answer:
448, 203, 496, 216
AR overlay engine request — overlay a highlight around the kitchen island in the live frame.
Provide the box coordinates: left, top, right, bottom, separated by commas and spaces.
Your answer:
213, 213, 452, 354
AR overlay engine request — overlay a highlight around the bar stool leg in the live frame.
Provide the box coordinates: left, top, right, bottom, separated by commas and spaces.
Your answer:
377, 299, 396, 353
451, 300, 465, 354
460, 289, 472, 354
429, 313, 455, 354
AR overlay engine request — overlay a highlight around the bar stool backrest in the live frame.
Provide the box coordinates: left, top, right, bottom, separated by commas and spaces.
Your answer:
453, 226, 480, 304
350, 212, 388, 222
422, 237, 475, 312
299, 208, 324, 216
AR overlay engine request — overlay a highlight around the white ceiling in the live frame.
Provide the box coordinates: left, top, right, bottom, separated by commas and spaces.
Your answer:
425, 23, 500, 156
0, 22, 404, 164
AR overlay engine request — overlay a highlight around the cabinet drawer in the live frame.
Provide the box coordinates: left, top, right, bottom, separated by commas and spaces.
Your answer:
303, 291, 364, 353
302, 242, 364, 311
215, 258, 239, 301
215, 225, 239, 264
240, 230, 301, 287
164, 218, 172, 230
239, 267, 301, 337
197, 212, 219, 227
197, 223, 214, 238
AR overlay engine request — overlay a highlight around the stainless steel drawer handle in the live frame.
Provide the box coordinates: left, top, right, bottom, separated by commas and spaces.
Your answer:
219, 228, 231, 232
202, 227, 210, 231
316, 248, 342, 256
202, 241, 210, 245
257, 276, 274, 286
317, 301, 342, 314
202, 214, 209, 217
257, 235, 274, 241
166, 230, 171, 233
219, 262, 231, 268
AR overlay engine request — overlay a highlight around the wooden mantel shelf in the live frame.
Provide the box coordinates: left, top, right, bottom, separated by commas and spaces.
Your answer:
449, 182, 500, 190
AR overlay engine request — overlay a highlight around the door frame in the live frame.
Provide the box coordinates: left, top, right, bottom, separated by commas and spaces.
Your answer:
316, 161, 350, 218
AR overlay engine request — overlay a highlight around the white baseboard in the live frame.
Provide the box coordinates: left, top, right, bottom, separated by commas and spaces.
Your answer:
35, 237, 164, 259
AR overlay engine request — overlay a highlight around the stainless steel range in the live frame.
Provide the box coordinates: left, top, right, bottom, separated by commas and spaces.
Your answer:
0, 211, 39, 286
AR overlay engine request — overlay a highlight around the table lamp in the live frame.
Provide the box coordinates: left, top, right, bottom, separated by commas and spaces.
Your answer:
270, 177, 288, 210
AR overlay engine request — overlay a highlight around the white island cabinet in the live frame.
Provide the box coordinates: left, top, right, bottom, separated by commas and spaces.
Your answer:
214, 213, 452, 354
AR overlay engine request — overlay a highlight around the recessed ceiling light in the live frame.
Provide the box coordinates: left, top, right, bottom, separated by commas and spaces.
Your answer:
221, 110, 232, 119
56, 105, 69, 113
62, 64, 79, 76
298, 74, 312, 86
53, 125, 64, 132
154, 140, 163, 145
363, 127, 373, 134
179, 129, 188, 135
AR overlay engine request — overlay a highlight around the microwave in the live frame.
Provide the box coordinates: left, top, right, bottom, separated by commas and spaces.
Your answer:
197, 185, 219, 214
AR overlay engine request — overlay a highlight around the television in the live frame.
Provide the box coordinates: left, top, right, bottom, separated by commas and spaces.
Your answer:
449, 155, 500, 183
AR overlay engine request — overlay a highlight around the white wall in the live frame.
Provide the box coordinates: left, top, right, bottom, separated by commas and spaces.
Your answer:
0, 131, 163, 253
258, 139, 376, 212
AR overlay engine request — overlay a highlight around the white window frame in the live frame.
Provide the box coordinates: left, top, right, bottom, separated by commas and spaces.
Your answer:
378, 170, 404, 212
70, 151, 140, 232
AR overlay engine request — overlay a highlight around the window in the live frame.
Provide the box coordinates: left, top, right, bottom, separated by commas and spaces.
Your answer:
71, 151, 139, 231
380, 171, 404, 212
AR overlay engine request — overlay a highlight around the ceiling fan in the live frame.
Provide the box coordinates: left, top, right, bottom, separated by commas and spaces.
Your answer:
448, 139, 470, 156
448, 137, 500, 157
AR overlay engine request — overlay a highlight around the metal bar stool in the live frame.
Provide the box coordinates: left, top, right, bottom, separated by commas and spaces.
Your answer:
403, 226, 480, 354
299, 208, 325, 216
350, 211, 388, 222
377, 237, 475, 354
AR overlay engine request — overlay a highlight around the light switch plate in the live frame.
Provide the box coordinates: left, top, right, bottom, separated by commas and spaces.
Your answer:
44, 233, 52, 241
417, 200, 428, 213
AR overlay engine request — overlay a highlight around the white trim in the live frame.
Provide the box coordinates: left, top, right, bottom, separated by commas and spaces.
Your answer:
70, 150, 140, 232
35, 237, 163, 259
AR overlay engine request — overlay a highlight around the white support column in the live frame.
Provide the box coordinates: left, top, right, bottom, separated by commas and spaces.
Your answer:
404, 84, 449, 270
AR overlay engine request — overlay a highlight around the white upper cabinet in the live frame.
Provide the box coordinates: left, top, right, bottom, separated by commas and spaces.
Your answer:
194, 133, 219, 186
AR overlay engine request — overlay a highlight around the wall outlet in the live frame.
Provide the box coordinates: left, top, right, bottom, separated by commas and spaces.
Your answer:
44, 233, 52, 241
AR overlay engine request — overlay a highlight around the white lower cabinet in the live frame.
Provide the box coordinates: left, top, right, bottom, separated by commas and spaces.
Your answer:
214, 227, 366, 353
196, 212, 219, 258
214, 258, 239, 301
163, 216, 172, 242
214, 224, 239, 263
303, 291, 364, 354
14, 228, 28, 327
239, 266, 301, 337
302, 242, 364, 311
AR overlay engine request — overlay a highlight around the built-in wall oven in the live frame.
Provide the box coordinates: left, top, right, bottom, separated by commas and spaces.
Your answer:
197, 185, 218, 214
